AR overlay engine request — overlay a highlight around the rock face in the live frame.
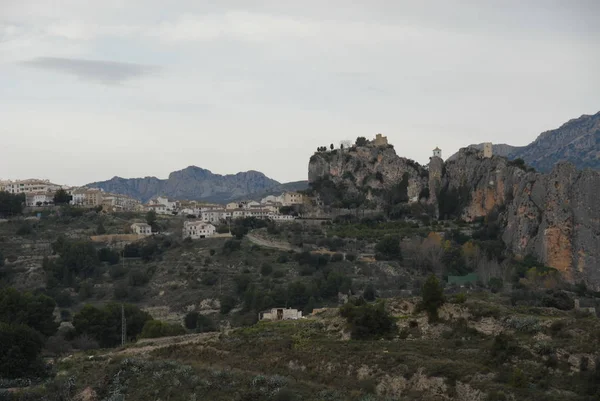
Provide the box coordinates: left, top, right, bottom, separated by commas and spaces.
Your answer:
88, 166, 283, 203
308, 143, 428, 205
448, 111, 600, 172
443, 149, 600, 289
309, 141, 600, 288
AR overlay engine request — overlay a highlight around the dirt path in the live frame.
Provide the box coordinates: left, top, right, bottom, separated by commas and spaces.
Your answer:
100, 332, 221, 358
246, 232, 301, 252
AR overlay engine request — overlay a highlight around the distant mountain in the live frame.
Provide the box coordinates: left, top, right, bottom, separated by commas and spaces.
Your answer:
87, 166, 295, 203
508, 111, 600, 172
448, 111, 600, 172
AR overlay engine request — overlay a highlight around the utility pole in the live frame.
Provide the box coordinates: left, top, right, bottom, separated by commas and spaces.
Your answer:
121, 304, 127, 346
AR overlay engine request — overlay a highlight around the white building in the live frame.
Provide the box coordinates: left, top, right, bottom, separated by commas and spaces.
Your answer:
183, 221, 216, 239
226, 202, 241, 210
201, 209, 231, 223
261, 195, 284, 204
259, 308, 302, 321
131, 223, 152, 236
1, 179, 62, 194
147, 196, 178, 214
26, 192, 55, 206
432, 147, 442, 159
102, 193, 141, 211
269, 214, 296, 222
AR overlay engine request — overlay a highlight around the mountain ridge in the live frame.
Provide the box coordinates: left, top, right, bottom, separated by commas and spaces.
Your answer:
87, 166, 304, 203
448, 111, 600, 171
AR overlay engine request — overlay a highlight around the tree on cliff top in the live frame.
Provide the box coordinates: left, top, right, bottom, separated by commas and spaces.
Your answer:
355, 137, 368, 146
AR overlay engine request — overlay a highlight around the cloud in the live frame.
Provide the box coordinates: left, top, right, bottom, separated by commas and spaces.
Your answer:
21, 57, 160, 84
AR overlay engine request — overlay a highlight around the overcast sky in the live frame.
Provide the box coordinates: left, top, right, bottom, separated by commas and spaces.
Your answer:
1, 0, 599, 186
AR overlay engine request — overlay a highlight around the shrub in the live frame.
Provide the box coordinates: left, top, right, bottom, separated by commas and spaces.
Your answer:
339, 298, 396, 340
363, 283, 376, 301
128, 269, 150, 286
374, 235, 402, 260
421, 275, 445, 321
491, 333, 519, 363
16, 223, 33, 236
488, 277, 503, 293
541, 290, 574, 310
98, 247, 120, 265
109, 265, 127, 279
260, 263, 273, 276
345, 253, 357, 262
220, 295, 237, 314
0, 323, 45, 378
331, 253, 344, 263
222, 239, 242, 254
139, 320, 186, 339
202, 272, 219, 286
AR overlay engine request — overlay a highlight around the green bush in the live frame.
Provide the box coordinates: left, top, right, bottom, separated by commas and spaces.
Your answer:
374, 235, 402, 260
139, 320, 186, 339
222, 239, 242, 255
128, 269, 150, 286
421, 275, 445, 321
16, 223, 33, 236
260, 263, 273, 276
0, 323, 45, 378
109, 265, 127, 279
73, 303, 152, 347
0, 288, 58, 337
220, 295, 237, 314
339, 298, 396, 340
98, 247, 120, 265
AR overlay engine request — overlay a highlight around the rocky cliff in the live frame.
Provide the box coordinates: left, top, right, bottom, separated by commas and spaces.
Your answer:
443, 149, 600, 289
308, 143, 428, 206
88, 166, 283, 203
309, 140, 600, 288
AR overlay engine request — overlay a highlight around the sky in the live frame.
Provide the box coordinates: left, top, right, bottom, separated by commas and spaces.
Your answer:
1, 0, 599, 186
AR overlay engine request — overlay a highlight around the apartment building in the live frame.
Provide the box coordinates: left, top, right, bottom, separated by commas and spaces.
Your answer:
183, 221, 216, 239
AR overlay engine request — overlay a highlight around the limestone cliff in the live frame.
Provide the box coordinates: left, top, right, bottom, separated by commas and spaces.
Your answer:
308, 143, 428, 206
443, 149, 600, 289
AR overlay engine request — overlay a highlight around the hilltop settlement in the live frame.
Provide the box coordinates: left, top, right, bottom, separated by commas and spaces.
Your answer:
1, 128, 600, 401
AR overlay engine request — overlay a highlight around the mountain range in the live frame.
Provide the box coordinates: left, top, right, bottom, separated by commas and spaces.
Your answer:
87, 166, 308, 203
451, 111, 600, 171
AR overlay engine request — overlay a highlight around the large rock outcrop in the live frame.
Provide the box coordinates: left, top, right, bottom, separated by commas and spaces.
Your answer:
444, 149, 600, 289
308, 143, 428, 206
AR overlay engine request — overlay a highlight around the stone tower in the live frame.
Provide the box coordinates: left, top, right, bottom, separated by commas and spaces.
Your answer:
432, 146, 442, 159
483, 142, 493, 158
373, 133, 388, 147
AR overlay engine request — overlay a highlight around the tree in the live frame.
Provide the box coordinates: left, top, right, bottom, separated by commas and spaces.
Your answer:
375, 235, 402, 261
330, 143, 334, 150
363, 283, 376, 301
0, 191, 25, 217
96, 222, 106, 235
0, 288, 58, 337
220, 295, 237, 314
0, 323, 45, 378
421, 275, 445, 322
139, 320, 186, 338
146, 210, 157, 231
73, 303, 152, 347
356, 137, 368, 147
340, 298, 396, 339
0, 250, 4, 267
53, 188, 72, 205
184, 311, 200, 330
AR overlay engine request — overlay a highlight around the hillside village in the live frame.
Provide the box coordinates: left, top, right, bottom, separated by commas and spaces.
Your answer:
2, 132, 600, 401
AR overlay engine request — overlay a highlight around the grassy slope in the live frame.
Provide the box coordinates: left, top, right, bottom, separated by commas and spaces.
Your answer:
15, 294, 600, 401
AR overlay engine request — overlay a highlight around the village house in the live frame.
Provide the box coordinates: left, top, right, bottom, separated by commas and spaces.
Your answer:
261, 194, 284, 204
183, 221, 216, 239
69, 188, 104, 207
259, 308, 302, 321
147, 196, 178, 214
102, 193, 141, 212
226, 202, 241, 210
25, 192, 55, 207
1, 179, 63, 194
131, 222, 152, 236
281, 192, 305, 206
